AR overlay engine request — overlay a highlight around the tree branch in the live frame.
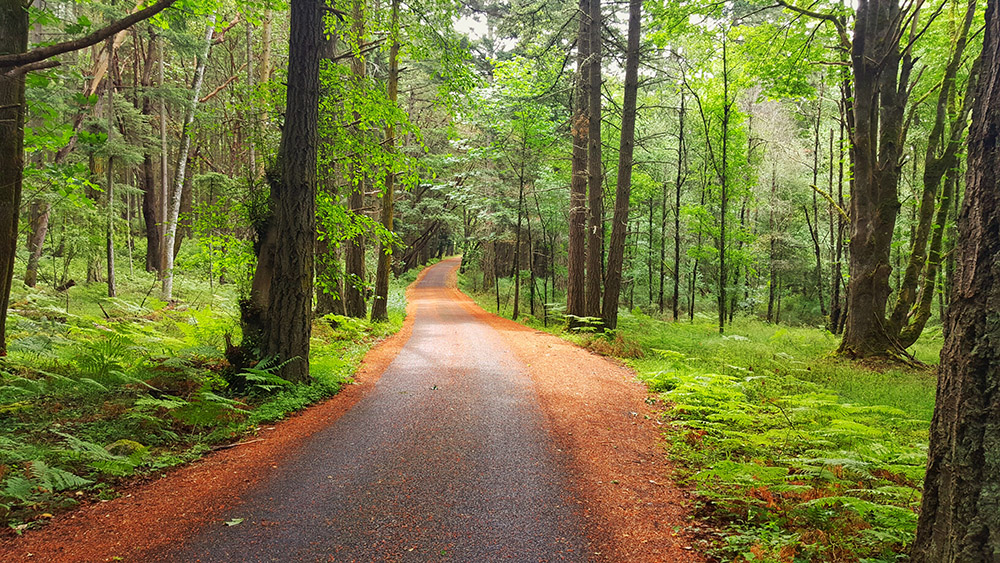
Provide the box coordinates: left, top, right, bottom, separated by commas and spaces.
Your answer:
0, 0, 178, 69
773, 0, 850, 49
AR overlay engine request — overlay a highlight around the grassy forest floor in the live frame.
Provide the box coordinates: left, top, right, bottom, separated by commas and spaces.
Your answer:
0, 266, 420, 534
460, 272, 940, 563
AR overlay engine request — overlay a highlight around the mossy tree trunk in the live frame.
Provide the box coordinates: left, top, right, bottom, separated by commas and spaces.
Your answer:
913, 2, 1000, 557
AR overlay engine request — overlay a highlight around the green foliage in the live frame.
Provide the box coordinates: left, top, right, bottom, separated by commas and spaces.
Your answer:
622, 314, 934, 561
0, 268, 413, 528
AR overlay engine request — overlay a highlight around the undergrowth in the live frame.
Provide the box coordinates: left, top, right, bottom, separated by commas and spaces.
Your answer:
459, 273, 940, 562
0, 273, 407, 533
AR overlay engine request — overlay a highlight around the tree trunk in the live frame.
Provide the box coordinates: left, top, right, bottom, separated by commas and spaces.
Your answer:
888, 0, 977, 345
897, 157, 960, 347
105, 58, 117, 298
658, 182, 667, 314
162, 16, 215, 300
673, 93, 685, 321
0, 0, 27, 355
912, 4, 1000, 556
134, 30, 161, 273
809, 98, 826, 317
584, 0, 602, 319
717, 37, 731, 334
566, 0, 590, 321
767, 164, 777, 323
173, 154, 195, 258
24, 201, 50, 287
600, 0, 639, 330
344, 0, 368, 319
512, 179, 524, 320
837, 0, 912, 358
830, 117, 845, 333
241, 0, 321, 383
371, 0, 400, 323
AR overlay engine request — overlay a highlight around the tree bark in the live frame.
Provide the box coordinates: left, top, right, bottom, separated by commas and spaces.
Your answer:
371, 0, 401, 323
913, 3, 1000, 556
584, 0, 602, 318
566, 0, 590, 322
162, 16, 215, 300
0, 0, 27, 355
600, 0, 640, 330
241, 0, 321, 383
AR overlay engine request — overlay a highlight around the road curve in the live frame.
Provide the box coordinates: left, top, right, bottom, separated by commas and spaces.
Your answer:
172, 258, 591, 562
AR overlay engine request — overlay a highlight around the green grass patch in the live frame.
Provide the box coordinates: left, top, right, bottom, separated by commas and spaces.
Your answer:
459, 273, 939, 562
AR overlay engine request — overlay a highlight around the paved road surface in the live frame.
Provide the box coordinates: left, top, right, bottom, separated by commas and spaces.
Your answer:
173, 259, 589, 562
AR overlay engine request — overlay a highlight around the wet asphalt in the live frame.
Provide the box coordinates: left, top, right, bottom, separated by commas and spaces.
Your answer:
170, 259, 590, 562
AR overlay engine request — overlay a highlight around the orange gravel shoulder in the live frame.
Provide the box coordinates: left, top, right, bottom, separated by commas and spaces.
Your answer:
448, 273, 703, 562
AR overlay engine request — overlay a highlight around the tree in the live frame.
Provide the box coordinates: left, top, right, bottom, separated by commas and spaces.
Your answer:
912, 1, 1000, 556
241, 0, 322, 382
585, 0, 603, 319
344, 0, 368, 319
370, 0, 401, 323
600, 0, 640, 330
836, 0, 917, 358
566, 0, 589, 321
162, 16, 216, 300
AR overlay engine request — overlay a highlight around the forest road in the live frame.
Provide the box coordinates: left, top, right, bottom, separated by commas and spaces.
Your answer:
0, 257, 700, 562
172, 257, 592, 561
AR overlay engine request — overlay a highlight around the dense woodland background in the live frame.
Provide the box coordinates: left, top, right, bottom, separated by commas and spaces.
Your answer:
1, 0, 999, 560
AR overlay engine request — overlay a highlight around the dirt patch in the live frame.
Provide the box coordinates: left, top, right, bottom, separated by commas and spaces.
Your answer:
0, 268, 431, 563
448, 276, 703, 561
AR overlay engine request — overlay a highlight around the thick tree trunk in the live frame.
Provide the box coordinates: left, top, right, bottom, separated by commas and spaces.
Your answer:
162, 17, 215, 300
913, 4, 1000, 556
371, 0, 400, 323
837, 0, 911, 358
241, 0, 321, 383
0, 0, 27, 355
584, 0, 602, 319
566, 0, 590, 321
600, 0, 639, 330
